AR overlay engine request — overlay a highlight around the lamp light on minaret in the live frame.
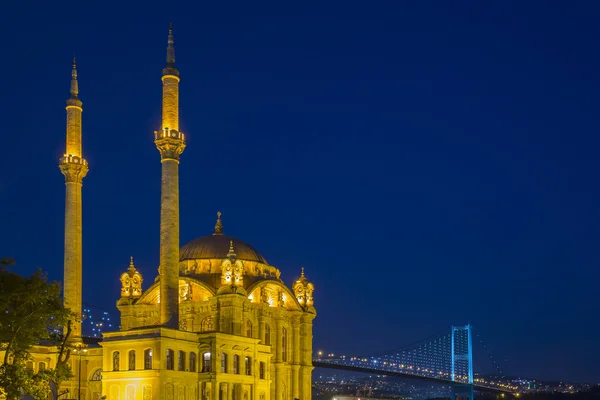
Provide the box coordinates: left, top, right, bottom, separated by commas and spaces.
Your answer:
59, 57, 88, 341
155, 22, 185, 329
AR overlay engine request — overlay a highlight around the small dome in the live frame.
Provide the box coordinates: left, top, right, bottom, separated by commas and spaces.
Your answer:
180, 234, 267, 264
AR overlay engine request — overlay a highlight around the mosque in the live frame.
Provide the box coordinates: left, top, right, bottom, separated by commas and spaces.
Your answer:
12, 25, 316, 400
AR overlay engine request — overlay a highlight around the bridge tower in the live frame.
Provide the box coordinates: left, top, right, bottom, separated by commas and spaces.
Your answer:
451, 324, 474, 400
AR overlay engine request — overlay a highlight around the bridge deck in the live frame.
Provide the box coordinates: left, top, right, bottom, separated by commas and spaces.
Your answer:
313, 361, 514, 394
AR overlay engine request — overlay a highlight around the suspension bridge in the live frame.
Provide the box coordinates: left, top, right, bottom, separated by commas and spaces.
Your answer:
313, 324, 517, 400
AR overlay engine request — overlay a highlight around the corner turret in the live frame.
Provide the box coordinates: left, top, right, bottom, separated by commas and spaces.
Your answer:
120, 257, 144, 300
293, 267, 315, 311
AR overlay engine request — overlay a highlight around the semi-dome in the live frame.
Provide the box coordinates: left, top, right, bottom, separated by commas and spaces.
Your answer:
180, 234, 267, 264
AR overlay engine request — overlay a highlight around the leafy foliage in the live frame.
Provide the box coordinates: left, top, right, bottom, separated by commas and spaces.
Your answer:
0, 265, 73, 399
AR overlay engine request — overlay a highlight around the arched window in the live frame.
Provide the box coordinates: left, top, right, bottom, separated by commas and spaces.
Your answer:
38, 362, 46, 372
91, 368, 102, 381
189, 352, 196, 372
144, 349, 153, 370
245, 356, 251, 375
264, 324, 271, 345
128, 350, 136, 370
259, 362, 265, 379
220, 353, 227, 373
113, 351, 120, 371
246, 320, 252, 338
26, 361, 33, 371
178, 351, 186, 371
166, 349, 174, 370
282, 327, 288, 362
202, 352, 211, 372
233, 355, 240, 374
201, 316, 214, 332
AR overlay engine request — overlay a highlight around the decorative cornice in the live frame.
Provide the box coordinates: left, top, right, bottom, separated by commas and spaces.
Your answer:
59, 154, 88, 183
154, 128, 186, 161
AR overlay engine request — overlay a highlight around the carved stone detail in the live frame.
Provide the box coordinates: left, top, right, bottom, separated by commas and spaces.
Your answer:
59, 155, 88, 183
155, 128, 186, 161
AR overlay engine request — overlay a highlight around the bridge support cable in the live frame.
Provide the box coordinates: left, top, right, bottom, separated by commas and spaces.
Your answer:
475, 331, 504, 375
314, 323, 513, 395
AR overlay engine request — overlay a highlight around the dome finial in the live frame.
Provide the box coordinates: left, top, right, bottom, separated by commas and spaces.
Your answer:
227, 240, 237, 258
213, 211, 223, 235
301, 267, 305, 278
128, 256, 136, 272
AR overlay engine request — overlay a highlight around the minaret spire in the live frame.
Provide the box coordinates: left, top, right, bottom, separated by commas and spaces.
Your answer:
59, 59, 88, 341
70, 57, 79, 99
155, 22, 185, 329
166, 21, 175, 65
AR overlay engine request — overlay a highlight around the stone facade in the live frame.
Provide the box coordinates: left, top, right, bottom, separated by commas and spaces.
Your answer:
107, 234, 316, 400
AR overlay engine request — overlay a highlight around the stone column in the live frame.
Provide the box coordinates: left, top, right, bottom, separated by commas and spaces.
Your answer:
299, 314, 315, 400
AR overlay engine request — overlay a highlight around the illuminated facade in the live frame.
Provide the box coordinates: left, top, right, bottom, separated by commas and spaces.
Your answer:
2, 25, 316, 400
101, 25, 316, 400
103, 213, 316, 400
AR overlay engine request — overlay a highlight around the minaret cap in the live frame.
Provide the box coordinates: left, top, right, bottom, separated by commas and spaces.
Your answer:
70, 56, 79, 99
213, 211, 223, 235
166, 21, 175, 65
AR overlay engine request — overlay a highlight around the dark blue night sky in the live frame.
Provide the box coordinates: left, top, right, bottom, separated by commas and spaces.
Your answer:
1, 0, 599, 383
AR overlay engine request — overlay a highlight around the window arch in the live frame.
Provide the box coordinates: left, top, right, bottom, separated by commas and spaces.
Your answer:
282, 327, 288, 362
233, 355, 240, 374
166, 349, 174, 370
113, 351, 120, 371
221, 353, 227, 373
190, 352, 196, 372
201, 316, 214, 332
246, 320, 252, 338
259, 362, 265, 379
91, 368, 102, 381
38, 362, 46, 372
202, 352, 211, 372
245, 356, 251, 375
144, 349, 153, 370
128, 350, 136, 370
178, 351, 186, 371
264, 324, 271, 346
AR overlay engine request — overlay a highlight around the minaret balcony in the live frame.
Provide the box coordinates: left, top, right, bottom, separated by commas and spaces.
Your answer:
59, 154, 88, 183
154, 128, 186, 161
154, 127, 185, 142
59, 154, 88, 166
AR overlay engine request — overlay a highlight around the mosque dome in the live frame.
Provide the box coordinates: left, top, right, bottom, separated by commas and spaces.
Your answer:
179, 212, 267, 264
180, 234, 267, 263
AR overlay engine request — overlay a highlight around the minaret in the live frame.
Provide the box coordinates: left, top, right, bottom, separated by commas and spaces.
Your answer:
154, 23, 186, 329
59, 58, 88, 340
